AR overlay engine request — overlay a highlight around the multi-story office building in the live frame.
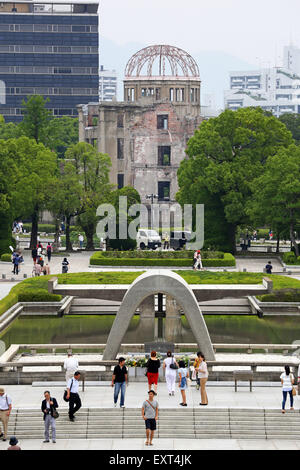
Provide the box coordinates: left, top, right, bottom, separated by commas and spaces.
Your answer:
0, 0, 99, 122
99, 65, 117, 101
224, 45, 300, 117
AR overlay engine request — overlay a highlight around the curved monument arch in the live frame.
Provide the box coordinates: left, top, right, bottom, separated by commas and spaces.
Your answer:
102, 270, 215, 360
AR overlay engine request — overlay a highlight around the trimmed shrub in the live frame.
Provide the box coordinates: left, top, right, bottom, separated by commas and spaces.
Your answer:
90, 252, 235, 267
18, 289, 62, 302
108, 238, 137, 251
94, 250, 225, 259
1, 253, 12, 262
282, 251, 296, 264
257, 288, 300, 303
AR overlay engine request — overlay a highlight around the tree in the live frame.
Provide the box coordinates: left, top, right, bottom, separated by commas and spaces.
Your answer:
247, 144, 300, 256
48, 161, 82, 251
279, 113, 300, 145
20, 95, 51, 143
176, 107, 293, 252
108, 186, 141, 250
0, 138, 22, 254
65, 142, 112, 250
11, 137, 58, 248
44, 116, 79, 158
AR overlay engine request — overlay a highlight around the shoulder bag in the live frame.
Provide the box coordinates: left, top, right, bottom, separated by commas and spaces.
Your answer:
169, 357, 178, 370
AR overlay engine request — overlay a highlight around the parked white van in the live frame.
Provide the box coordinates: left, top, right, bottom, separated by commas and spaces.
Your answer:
136, 229, 161, 250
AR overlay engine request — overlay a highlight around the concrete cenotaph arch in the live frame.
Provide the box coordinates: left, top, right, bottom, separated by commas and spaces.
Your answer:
102, 270, 215, 360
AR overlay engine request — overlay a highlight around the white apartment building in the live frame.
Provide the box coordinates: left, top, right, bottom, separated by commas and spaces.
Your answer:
99, 65, 117, 101
224, 45, 300, 117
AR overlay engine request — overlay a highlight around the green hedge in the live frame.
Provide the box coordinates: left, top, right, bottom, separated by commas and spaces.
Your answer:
282, 251, 300, 265
22, 223, 77, 234
257, 289, 300, 303
1, 253, 12, 262
90, 252, 235, 267
97, 250, 225, 259
18, 289, 62, 302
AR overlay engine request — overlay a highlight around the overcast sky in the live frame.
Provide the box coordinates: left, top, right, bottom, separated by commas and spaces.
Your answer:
100, 0, 300, 68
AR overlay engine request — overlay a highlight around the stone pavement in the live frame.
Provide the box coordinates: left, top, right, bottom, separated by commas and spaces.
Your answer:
0, 383, 299, 450
0, 437, 299, 450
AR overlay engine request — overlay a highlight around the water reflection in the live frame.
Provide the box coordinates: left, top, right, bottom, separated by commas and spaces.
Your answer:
1, 315, 300, 349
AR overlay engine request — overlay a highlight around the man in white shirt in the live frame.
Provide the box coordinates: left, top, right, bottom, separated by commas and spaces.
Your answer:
66, 371, 81, 422
0, 387, 12, 441
64, 352, 79, 383
78, 234, 84, 249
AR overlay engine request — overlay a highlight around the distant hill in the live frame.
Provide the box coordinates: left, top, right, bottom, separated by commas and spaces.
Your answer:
100, 37, 255, 109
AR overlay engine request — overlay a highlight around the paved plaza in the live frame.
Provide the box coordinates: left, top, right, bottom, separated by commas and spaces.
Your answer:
0, 382, 300, 450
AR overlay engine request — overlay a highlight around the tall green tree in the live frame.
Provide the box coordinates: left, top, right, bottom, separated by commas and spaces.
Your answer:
176, 107, 293, 252
247, 144, 300, 256
48, 161, 82, 251
11, 137, 58, 248
20, 95, 51, 143
65, 142, 112, 250
44, 116, 79, 158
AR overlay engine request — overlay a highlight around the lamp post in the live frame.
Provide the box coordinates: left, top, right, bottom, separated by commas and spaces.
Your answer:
146, 194, 158, 230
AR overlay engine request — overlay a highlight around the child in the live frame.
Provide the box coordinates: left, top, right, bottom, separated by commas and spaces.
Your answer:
178, 360, 189, 407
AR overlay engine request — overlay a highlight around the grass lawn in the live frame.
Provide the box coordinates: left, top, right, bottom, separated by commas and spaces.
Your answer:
1, 271, 300, 318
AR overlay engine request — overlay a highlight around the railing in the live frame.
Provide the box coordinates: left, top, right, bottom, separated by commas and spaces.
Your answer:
2, 343, 300, 359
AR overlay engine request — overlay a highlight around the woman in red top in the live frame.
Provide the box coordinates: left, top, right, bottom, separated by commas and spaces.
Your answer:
146, 351, 160, 393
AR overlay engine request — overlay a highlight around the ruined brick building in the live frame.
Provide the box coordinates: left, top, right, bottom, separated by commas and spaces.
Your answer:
77, 44, 203, 209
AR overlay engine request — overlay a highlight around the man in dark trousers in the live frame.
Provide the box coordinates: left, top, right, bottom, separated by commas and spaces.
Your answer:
111, 357, 128, 408
265, 261, 273, 274
41, 390, 58, 443
66, 371, 81, 421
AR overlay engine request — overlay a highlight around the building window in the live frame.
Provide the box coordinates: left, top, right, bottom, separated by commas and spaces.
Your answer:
156, 88, 161, 100
117, 114, 124, 128
157, 115, 168, 130
118, 174, 124, 189
158, 146, 171, 166
158, 182, 170, 201
169, 88, 174, 101
117, 138, 124, 159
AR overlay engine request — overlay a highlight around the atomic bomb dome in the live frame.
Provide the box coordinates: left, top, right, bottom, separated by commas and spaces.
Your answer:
125, 44, 200, 79
123, 44, 201, 105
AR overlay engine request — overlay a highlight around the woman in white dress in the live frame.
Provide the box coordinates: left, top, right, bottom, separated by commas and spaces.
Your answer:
163, 351, 178, 396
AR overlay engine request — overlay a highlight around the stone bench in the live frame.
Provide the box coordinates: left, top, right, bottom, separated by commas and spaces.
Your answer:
233, 370, 254, 392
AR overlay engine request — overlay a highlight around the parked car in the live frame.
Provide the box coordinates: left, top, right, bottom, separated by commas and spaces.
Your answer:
170, 231, 192, 250
136, 229, 161, 250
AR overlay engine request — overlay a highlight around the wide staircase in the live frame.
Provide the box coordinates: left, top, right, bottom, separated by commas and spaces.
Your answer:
7, 408, 300, 440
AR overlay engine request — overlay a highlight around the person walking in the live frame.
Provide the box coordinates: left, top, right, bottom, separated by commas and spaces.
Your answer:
178, 360, 189, 407
7, 436, 21, 450
41, 390, 58, 443
63, 352, 79, 383
193, 250, 198, 270
78, 233, 84, 249
163, 233, 170, 250
0, 387, 12, 441
66, 371, 81, 421
195, 352, 208, 405
31, 247, 38, 265
193, 352, 202, 391
163, 351, 178, 396
142, 390, 158, 446
145, 351, 161, 394
12, 252, 21, 275
194, 250, 203, 270
46, 243, 52, 263
265, 261, 273, 275
280, 365, 295, 414
111, 357, 128, 408
62, 257, 69, 273
32, 262, 41, 277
